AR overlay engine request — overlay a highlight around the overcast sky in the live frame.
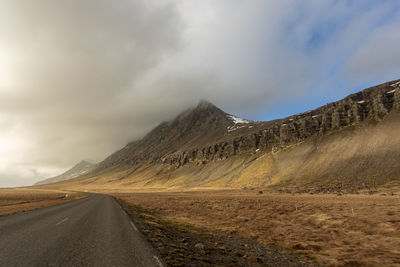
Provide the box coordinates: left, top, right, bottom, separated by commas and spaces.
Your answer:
1, 0, 400, 187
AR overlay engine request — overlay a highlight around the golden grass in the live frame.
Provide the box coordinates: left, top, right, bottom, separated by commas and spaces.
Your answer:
114, 190, 400, 266
0, 188, 85, 216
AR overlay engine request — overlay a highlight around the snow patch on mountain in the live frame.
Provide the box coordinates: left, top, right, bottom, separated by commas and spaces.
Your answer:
227, 115, 251, 132
228, 115, 250, 124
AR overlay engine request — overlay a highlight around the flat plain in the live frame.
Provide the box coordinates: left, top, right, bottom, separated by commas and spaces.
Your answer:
0, 188, 84, 216
115, 190, 400, 266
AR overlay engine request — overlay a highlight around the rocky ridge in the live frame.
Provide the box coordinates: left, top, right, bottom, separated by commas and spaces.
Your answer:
78, 78, 400, 190
158, 79, 400, 168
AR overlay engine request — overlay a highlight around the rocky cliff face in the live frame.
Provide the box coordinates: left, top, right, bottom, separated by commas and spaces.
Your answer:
160, 80, 400, 168
95, 79, 400, 172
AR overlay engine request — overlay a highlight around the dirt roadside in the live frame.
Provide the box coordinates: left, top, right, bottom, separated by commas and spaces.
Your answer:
113, 190, 400, 266
115, 196, 320, 267
0, 188, 86, 216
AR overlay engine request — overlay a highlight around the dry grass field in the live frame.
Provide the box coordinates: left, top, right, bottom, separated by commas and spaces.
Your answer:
0, 188, 85, 216
115, 190, 400, 266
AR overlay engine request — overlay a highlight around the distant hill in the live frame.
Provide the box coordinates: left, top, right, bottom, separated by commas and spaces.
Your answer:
43, 79, 400, 192
34, 160, 97, 186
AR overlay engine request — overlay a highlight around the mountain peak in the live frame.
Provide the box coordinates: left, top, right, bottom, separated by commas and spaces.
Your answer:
78, 160, 94, 165
34, 160, 97, 186
172, 100, 225, 123
195, 100, 217, 110
75, 160, 95, 168
97, 100, 236, 171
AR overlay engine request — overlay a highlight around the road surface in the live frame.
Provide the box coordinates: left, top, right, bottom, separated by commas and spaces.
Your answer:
0, 194, 164, 267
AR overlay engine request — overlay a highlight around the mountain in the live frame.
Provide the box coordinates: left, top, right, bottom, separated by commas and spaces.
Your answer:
46, 79, 400, 192
34, 160, 97, 186
97, 100, 254, 170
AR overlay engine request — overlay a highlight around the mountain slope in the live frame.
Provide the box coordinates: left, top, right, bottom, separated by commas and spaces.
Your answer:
47, 79, 400, 192
97, 100, 255, 170
35, 160, 97, 186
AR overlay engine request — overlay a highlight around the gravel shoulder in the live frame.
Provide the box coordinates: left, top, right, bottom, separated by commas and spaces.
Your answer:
115, 196, 320, 267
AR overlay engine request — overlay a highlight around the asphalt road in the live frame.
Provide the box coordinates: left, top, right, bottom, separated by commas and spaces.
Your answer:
0, 194, 164, 267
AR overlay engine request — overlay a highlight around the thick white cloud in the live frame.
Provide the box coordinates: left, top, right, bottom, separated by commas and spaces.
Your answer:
0, 0, 399, 186
0, 0, 184, 186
